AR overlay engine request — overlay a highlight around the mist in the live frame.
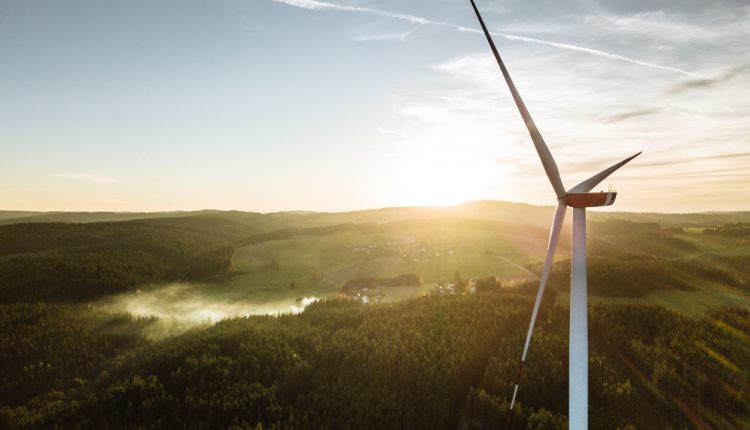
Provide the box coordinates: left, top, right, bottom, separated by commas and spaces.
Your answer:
95, 283, 320, 338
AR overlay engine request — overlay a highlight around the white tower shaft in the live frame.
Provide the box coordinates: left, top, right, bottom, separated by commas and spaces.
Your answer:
570, 208, 588, 429
466, 3, 640, 425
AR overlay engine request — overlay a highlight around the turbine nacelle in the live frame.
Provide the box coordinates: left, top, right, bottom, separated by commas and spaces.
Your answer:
557, 150, 642, 207
563, 191, 617, 208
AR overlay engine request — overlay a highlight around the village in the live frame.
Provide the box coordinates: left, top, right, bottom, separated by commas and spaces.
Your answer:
351, 239, 455, 264
348, 275, 478, 304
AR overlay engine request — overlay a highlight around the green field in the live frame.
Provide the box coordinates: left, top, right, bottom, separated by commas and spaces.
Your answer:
212, 221, 538, 304
556, 289, 750, 316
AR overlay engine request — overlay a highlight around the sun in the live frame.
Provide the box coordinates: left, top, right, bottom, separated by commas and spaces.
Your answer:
386, 140, 500, 207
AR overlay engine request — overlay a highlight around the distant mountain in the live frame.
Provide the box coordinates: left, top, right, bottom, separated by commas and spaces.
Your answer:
0, 210, 215, 225
2, 201, 748, 231
592, 210, 750, 227
0, 211, 55, 221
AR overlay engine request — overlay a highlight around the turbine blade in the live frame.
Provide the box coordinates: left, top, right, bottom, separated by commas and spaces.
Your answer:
468, 0, 566, 200
567, 151, 642, 193
510, 203, 567, 409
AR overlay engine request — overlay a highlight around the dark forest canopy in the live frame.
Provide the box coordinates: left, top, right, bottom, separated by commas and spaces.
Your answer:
0, 222, 233, 303
0, 294, 747, 429
0, 205, 748, 428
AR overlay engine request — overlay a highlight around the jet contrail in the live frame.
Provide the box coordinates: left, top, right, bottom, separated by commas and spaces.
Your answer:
271, 0, 701, 78
271, 0, 429, 24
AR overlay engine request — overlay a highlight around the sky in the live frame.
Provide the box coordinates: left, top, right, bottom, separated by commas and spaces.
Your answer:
1, 0, 748, 213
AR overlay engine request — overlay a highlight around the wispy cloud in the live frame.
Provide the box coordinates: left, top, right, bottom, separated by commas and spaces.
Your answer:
601, 109, 660, 124
669, 64, 749, 93
270, 0, 700, 77
634, 152, 750, 168
352, 29, 413, 42
582, 11, 720, 43
378, 43, 750, 211
51, 173, 114, 184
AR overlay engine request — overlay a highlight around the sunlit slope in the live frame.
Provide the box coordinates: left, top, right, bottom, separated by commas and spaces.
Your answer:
215, 219, 548, 302
592, 210, 750, 227
550, 220, 750, 314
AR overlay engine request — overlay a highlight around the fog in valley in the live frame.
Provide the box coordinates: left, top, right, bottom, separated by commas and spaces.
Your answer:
94, 282, 320, 338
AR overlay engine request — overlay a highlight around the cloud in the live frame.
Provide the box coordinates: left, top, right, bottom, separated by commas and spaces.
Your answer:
51, 173, 114, 184
569, 152, 750, 173
273, 0, 748, 212
582, 11, 720, 43
270, 0, 700, 77
381, 44, 750, 211
601, 109, 660, 123
669, 64, 749, 93
635, 152, 750, 168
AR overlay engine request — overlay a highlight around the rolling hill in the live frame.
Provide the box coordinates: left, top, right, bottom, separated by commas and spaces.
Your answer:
1, 200, 748, 315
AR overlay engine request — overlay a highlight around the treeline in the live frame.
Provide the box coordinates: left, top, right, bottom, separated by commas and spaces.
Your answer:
698, 254, 750, 293
0, 222, 234, 303
342, 274, 423, 293
588, 220, 695, 258
1, 294, 747, 429
235, 223, 380, 247
234, 218, 509, 248
523, 255, 743, 298
703, 222, 750, 237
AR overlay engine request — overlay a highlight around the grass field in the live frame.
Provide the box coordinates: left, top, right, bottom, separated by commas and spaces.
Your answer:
553, 228, 750, 315
210, 222, 538, 304
556, 289, 750, 316
676, 230, 750, 257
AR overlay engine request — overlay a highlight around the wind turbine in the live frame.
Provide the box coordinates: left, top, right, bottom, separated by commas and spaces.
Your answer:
467, 1, 641, 428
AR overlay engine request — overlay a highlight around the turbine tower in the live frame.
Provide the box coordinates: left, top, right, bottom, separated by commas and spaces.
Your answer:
467, 1, 641, 428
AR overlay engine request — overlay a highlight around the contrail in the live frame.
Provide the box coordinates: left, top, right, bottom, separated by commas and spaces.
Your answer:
271, 0, 429, 24
271, 0, 701, 77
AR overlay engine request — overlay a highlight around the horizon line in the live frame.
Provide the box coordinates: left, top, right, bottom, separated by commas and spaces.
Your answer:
2, 199, 748, 217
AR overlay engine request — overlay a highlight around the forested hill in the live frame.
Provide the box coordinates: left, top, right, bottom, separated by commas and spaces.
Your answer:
0, 202, 748, 428
3, 201, 750, 231
1, 205, 749, 310
0, 222, 233, 303
0, 293, 747, 429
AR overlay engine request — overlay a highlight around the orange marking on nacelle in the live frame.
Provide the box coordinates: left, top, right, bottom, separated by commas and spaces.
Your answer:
565, 192, 617, 208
